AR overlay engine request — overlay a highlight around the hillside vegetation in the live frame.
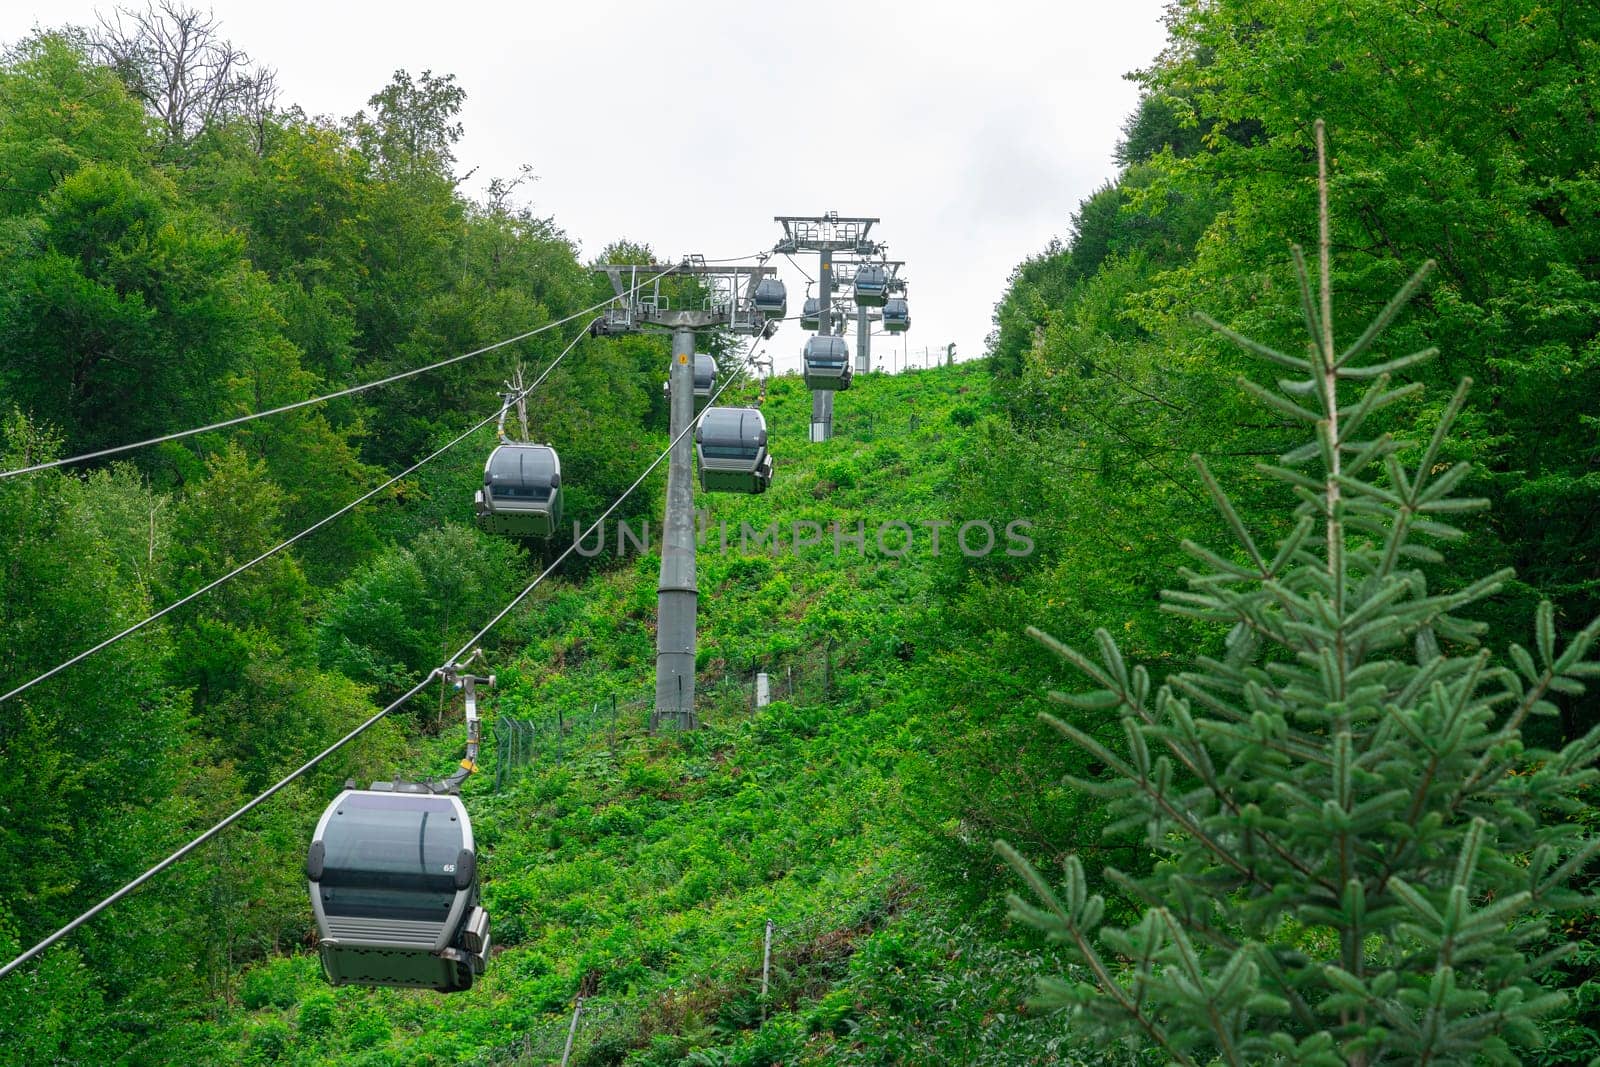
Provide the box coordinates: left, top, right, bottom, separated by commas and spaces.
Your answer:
4, 0, 1600, 1063
154, 363, 1098, 1066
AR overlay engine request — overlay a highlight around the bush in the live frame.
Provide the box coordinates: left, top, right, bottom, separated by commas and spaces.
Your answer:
296, 992, 336, 1036
238, 957, 301, 1010
345, 1007, 391, 1051
246, 1018, 291, 1063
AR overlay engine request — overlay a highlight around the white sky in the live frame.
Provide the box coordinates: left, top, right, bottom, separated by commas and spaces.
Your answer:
3, 0, 1171, 373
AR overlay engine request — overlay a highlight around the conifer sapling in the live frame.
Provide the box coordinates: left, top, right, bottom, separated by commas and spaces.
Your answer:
998, 121, 1600, 1066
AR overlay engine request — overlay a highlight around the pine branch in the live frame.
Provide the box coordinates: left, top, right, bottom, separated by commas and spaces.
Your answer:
996, 843, 1198, 1066
1335, 260, 1438, 370
1194, 313, 1312, 372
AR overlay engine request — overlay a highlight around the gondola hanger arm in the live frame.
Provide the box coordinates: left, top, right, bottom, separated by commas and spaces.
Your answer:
437, 651, 493, 793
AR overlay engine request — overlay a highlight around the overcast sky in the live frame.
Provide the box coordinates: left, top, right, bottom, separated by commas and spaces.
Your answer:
2, 0, 1171, 373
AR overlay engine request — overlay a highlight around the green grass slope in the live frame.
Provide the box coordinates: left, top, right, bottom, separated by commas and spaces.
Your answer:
160, 362, 1085, 1066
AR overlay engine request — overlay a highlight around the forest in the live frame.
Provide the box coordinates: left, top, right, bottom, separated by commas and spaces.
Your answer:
1, 0, 1599, 1064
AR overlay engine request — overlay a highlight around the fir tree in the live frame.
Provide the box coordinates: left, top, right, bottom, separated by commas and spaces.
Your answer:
999, 121, 1600, 1065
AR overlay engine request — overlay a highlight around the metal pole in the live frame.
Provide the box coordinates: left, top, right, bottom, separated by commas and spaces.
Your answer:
512, 362, 529, 440
654, 327, 699, 731
811, 249, 834, 443
560, 996, 584, 1067
494, 721, 504, 790
856, 304, 870, 375
761, 918, 774, 1018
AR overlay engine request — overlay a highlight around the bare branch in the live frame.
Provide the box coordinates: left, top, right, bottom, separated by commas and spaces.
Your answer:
89, 1, 278, 144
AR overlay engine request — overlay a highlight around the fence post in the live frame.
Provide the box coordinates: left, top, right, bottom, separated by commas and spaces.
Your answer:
761, 919, 774, 1020
560, 995, 585, 1067
493, 721, 502, 791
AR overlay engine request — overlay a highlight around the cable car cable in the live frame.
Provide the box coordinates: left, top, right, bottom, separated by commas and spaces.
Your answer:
0, 321, 596, 708
782, 252, 815, 284
0, 266, 687, 481
0, 331, 768, 984
698, 250, 771, 263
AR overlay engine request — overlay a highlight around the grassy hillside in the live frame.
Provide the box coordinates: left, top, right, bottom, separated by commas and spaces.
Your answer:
157, 362, 1092, 1066
9, 5, 1598, 1061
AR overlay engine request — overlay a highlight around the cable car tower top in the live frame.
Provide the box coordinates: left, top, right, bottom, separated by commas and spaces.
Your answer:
594, 258, 777, 337
773, 212, 881, 255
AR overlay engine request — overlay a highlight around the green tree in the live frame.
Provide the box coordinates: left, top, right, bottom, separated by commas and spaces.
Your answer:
0, 32, 149, 217
1001, 127, 1600, 1064
0, 411, 199, 1057
0, 158, 285, 459
349, 68, 465, 178
318, 524, 522, 703
1132, 0, 1600, 733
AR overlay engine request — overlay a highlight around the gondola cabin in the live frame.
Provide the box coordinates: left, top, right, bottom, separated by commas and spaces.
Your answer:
753, 278, 787, 319
853, 265, 888, 307
802, 335, 852, 392
664, 354, 717, 411
800, 297, 822, 331
306, 787, 490, 992
694, 353, 717, 401
475, 444, 562, 538
696, 407, 773, 494
882, 297, 910, 333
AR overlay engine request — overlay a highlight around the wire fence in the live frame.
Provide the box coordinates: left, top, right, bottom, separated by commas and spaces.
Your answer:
465, 884, 904, 1066
465, 637, 892, 1065
491, 695, 648, 789
490, 640, 838, 792
718, 637, 839, 717
824, 405, 923, 445
466, 996, 630, 1067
